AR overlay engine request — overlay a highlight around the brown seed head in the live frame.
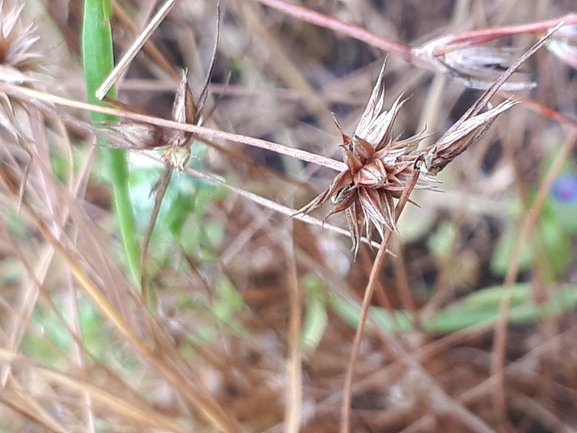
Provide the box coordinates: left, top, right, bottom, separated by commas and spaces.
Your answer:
299, 62, 436, 256
110, 70, 196, 171
299, 59, 519, 256
0, 4, 42, 84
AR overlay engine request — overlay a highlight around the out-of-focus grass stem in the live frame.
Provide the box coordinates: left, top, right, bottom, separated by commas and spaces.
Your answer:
81, 0, 140, 284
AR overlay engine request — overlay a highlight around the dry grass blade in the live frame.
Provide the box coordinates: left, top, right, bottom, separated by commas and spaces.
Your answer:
0, 81, 347, 171
95, 0, 176, 100
0, 377, 68, 433
0, 349, 190, 432
111, 1, 180, 81
0, 166, 243, 432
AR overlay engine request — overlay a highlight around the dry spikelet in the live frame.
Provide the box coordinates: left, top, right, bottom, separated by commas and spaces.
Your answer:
299, 62, 436, 256
422, 98, 517, 174
299, 59, 520, 256
0, 3, 42, 85
545, 24, 577, 68
162, 69, 197, 170
110, 70, 197, 171
413, 36, 536, 91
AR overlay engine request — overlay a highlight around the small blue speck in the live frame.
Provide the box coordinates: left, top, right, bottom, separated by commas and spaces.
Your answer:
552, 172, 577, 203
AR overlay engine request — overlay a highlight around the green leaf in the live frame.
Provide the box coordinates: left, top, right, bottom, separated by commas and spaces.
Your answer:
428, 221, 456, 258
424, 284, 577, 333
300, 275, 328, 353
491, 229, 533, 277
213, 278, 244, 322
81, 0, 140, 284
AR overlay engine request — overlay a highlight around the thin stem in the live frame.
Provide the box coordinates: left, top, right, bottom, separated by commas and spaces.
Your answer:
435, 14, 577, 48
254, 0, 412, 61
284, 219, 302, 433
340, 169, 420, 433
499, 90, 577, 130
491, 130, 577, 417
0, 82, 348, 173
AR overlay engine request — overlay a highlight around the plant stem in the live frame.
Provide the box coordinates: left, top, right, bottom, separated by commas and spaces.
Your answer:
340, 170, 420, 433
255, 0, 412, 60
81, 0, 140, 284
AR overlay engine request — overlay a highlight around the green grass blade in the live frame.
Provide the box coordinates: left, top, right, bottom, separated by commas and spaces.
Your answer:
81, 0, 140, 284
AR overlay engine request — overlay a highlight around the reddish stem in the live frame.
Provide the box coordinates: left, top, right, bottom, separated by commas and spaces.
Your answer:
439, 14, 577, 47
254, 0, 412, 61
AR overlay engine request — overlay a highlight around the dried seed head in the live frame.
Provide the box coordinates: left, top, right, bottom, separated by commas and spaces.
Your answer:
299, 62, 435, 256
413, 36, 536, 91
110, 71, 196, 171
546, 24, 577, 69
0, 3, 42, 84
299, 60, 519, 256
169, 69, 196, 150
300, 26, 559, 256
422, 99, 517, 175
441, 46, 535, 90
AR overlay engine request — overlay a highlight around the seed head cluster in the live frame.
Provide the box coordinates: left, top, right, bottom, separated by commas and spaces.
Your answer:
299, 63, 436, 256
0, 4, 41, 85
299, 61, 515, 256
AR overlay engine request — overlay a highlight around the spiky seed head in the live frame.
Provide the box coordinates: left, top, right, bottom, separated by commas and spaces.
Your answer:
298, 62, 434, 256
299, 60, 514, 256
0, 4, 42, 85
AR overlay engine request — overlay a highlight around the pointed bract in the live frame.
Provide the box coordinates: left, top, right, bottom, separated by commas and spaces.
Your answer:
299, 59, 517, 255
0, 4, 42, 85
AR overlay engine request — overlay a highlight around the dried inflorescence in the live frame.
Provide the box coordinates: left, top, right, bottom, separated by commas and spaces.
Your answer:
0, 3, 42, 85
546, 24, 577, 69
412, 18, 577, 89
299, 62, 436, 256
0, 3, 44, 148
299, 60, 516, 256
110, 70, 198, 171
413, 38, 536, 91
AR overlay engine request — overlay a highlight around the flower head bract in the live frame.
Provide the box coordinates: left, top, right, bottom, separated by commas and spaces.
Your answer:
299, 60, 516, 257
299, 62, 436, 256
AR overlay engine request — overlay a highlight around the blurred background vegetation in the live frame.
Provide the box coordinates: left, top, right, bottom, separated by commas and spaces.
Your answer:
1, 0, 576, 431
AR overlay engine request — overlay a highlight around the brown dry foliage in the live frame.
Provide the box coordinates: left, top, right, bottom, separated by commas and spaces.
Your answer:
1, 0, 577, 432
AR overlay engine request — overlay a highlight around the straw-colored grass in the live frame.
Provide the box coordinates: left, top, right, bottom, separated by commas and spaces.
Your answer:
1, 0, 577, 432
